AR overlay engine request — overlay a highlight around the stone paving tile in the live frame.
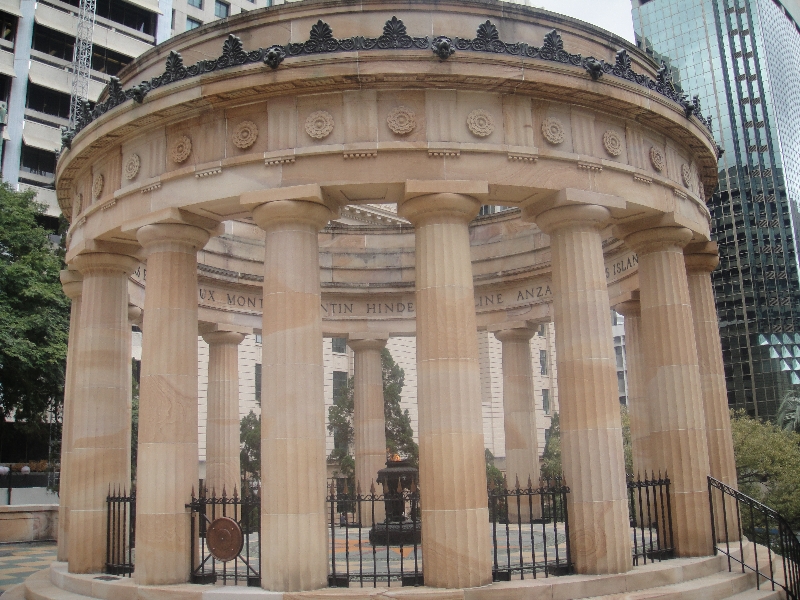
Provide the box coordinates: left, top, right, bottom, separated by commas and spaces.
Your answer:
0, 542, 56, 596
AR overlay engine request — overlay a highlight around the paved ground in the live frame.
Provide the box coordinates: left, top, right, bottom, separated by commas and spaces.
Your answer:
0, 542, 56, 596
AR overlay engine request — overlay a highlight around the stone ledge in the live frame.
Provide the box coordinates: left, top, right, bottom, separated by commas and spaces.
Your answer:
38, 554, 738, 600
0, 504, 58, 543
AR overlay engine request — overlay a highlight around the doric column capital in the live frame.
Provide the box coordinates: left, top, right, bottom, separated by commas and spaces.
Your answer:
623, 226, 693, 255
202, 330, 246, 346
136, 223, 211, 256
397, 193, 481, 227
492, 326, 536, 343
347, 335, 388, 353
252, 199, 334, 231
684, 241, 720, 274
71, 252, 139, 276
531, 204, 611, 235
128, 305, 143, 326
60, 269, 83, 299
614, 299, 641, 318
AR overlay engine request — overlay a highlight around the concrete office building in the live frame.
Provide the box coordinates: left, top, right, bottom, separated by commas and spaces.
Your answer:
0, 0, 284, 216
631, 0, 800, 418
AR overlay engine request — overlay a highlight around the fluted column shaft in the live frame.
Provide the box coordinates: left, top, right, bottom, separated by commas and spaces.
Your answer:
533, 204, 631, 574
625, 227, 713, 557
398, 193, 492, 589
348, 337, 388, 526
495, 328, 542, 520
251, 199, 333, 592
615, 301, 649, 476
57, 270, 82, 563
685, 245, 738, 543
684, 247, 737, 490
67, 253, 138, 573
135, 224, 210, 585
203, 331, 245, 496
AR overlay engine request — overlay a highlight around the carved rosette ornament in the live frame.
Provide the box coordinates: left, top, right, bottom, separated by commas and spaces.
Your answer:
541, 117, 565, 145
171, 135, 192, 163
602, 130, 623, 157
681, 163, 692, 188
387, 106, 416, 135
92, 174, 104, 200
124, 154, 140, 180
305, 110, 334, 139
466, 109, 495, 137
649, 146, 665, 172
232, 120, 258, 149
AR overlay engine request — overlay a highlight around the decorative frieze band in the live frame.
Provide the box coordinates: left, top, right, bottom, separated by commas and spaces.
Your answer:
61, 17, 713, 148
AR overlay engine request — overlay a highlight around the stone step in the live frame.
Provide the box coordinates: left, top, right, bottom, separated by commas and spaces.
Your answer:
1, 582, 27, 600
584, 570, 756, 600
724, 588, 784, 600
24, 569, 92, 600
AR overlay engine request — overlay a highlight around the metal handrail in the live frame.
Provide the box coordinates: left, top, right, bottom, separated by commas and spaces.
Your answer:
708, 475, 800, 600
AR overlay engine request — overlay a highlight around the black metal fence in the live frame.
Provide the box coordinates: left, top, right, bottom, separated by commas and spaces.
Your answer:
105, 486, 135, 576
187, 486, 261, 586
488, 476, 572, 581
708, 476, 800, 600
326, 480, 422, 587
627, 473, 674, 565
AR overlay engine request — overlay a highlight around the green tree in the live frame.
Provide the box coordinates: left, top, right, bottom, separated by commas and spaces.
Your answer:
382, 348, 418, 467
620, 405, 633, 476
730, 409, 800, 529
131, 366, 139, 484
240, 410, 261, 487
326, 348, 419, 481
776, 390, 800, 433
541, 412, 562, 479
0, 185, 69, 445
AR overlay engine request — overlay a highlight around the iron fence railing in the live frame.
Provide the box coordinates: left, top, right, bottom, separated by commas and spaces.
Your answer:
708, 476, 800, 600
187, 486, 261, 586
488, 476, 572, 581
105, 486, 135, 576
627, 472, 674, 565
326, 480, 422, 587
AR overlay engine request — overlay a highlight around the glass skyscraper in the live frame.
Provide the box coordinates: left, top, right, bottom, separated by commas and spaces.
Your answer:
631, 0, 800, 418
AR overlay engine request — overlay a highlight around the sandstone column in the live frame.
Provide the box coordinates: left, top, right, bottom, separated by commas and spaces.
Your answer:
685, 242, 738, 542
135, 223, 210, 585
528, 204, 632, 574
624, 226, 713, 557
67, 253, 138, 573
202, 330, 246, 496
348, 335, 388, 527
57, 269, 82, 563
614, 299, 649, 477
398, 187, 492, 588
245, 187, 335, 592
493, 326, 542, 521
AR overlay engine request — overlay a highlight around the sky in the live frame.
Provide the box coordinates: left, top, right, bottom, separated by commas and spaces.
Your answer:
526, 0, 637, 43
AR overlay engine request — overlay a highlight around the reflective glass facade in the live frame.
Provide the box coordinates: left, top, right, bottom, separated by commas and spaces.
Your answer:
632, 0, 800, 418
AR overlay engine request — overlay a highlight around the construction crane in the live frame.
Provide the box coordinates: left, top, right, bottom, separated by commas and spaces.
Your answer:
68, 0, 97, 127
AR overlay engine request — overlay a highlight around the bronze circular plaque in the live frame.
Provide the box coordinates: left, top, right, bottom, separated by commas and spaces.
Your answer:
206, 517, 244, 562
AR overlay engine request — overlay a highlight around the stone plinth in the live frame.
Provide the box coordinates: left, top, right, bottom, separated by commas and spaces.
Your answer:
348, 335, 388, 527
135, 223, 210, 585
202, 330, 246, 496
68, 253, 138, 574
529, 203, 631, 575
249, 194, 334, 592
398, 189, 492, 589
624, 227, 713, 557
